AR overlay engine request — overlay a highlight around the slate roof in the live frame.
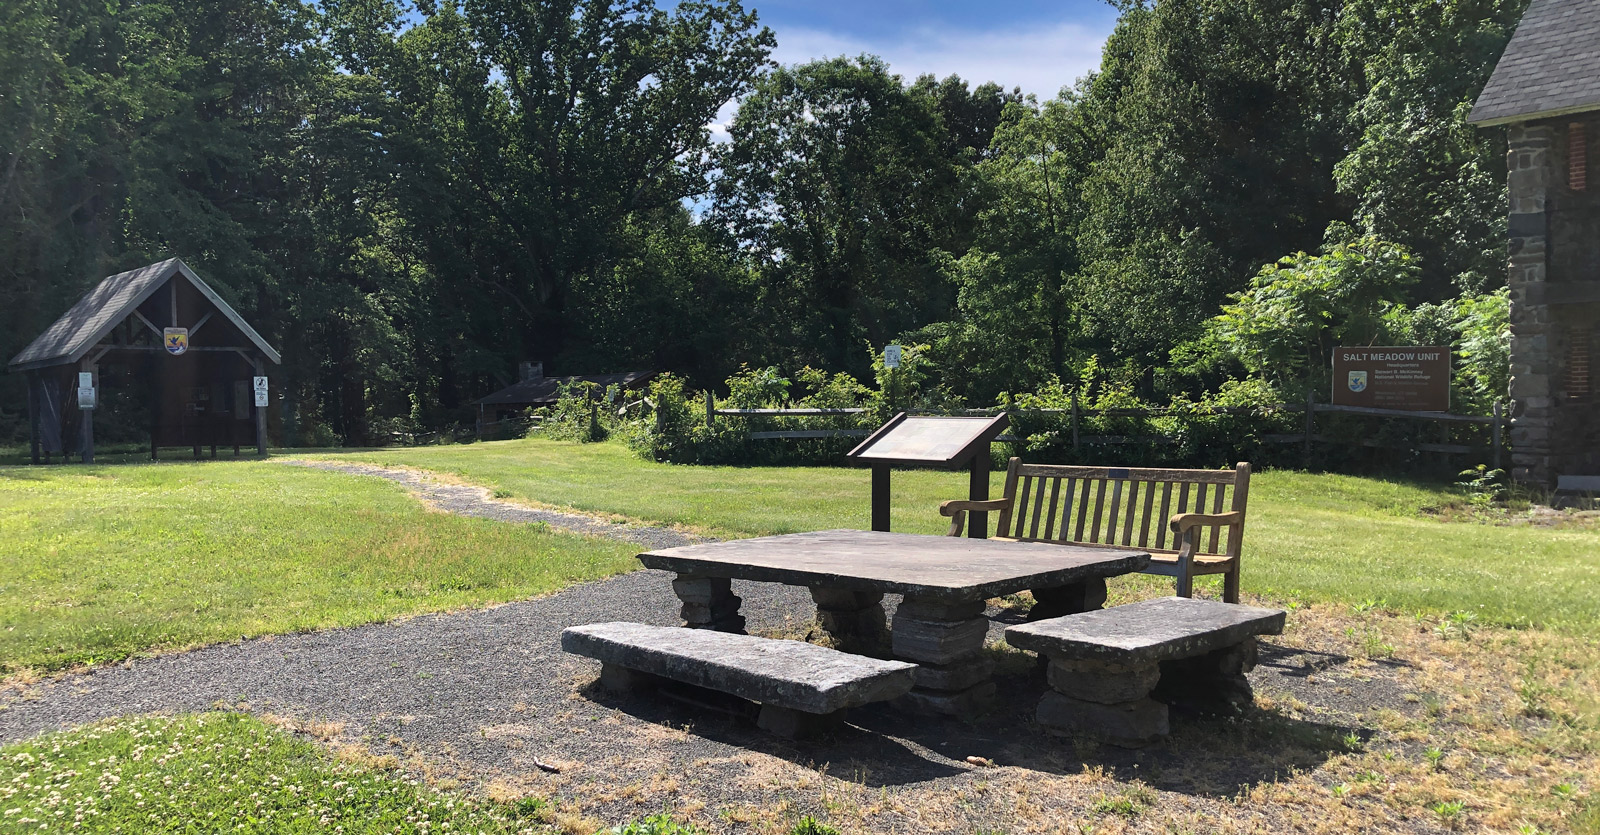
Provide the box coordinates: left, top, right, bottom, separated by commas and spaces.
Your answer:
8, 258, 281, 371
478, 371, 657, 407
1470, 0, 1600, 126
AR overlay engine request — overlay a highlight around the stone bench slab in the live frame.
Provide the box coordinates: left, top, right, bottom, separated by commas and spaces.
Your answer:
562, 622, 917, 715
1004, 597, 1285, 664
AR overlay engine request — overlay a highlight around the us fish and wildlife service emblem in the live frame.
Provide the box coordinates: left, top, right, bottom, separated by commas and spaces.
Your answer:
1347, 370, 1368, 393
163, 327, 189, 356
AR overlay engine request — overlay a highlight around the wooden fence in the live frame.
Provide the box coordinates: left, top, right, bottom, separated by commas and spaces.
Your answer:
707, 397, 1509, 468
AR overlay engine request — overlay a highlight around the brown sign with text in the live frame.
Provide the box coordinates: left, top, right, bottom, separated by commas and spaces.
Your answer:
1332, 347, 1450, 411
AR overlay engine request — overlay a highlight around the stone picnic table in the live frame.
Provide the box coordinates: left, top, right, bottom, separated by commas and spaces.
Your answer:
637, 530, 1150, 714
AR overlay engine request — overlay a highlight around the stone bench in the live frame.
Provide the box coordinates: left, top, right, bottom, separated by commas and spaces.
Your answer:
1004, 597, 1285, 747
561, 622, 918, 738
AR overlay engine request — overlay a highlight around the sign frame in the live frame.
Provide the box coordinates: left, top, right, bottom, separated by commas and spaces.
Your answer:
1331, 346, 1451, 412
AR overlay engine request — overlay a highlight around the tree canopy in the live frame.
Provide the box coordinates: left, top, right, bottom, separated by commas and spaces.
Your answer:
0, 0, 1524, 447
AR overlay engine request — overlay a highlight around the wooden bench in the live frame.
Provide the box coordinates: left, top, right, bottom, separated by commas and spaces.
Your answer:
1005, 597, 1285, 746
561, 622, 917, 738
941, 460, 1251, 602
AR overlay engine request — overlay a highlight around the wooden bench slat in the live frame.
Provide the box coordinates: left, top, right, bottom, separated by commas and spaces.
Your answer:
1089, 479, 1108, 543
1209, 484, 1225, 553
1030, 475, 1048, 539
1139, 481, 1157, 548
1043, 478, 1061, 542
1121, 480, 1139, 547
1011, 464, 1239, 483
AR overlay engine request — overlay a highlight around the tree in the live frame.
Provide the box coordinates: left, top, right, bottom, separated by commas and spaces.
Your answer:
1073, 0, 1361, 364
912, 96, 1092, 401
328, 0, 774, 367
1331, 0, 1526, 297
712, 57, 1009, 375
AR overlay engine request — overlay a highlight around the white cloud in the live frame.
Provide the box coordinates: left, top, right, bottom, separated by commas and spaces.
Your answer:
768, 20, 1111, 100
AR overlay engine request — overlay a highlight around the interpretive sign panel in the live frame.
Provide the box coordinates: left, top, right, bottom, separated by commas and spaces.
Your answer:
848, 414, 1008, 466
1332, 346, 1450, 411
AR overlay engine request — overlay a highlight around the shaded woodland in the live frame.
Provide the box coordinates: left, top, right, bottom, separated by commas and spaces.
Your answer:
0, 0, 1524, 446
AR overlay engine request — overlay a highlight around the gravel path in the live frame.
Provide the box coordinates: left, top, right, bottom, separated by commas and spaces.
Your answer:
286, 460, 710, 549
0, 565, 1390, 832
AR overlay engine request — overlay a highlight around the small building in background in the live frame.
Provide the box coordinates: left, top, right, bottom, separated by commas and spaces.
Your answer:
1470, 0, 1600, 489
476, 361, 656, 423
8, 257, 282, 463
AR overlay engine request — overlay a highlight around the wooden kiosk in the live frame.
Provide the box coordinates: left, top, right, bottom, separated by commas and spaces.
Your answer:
9, 258, 282, 463
846, 413, 1010, 536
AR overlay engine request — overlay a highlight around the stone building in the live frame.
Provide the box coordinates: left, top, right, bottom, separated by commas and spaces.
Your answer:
1470, 0, 1600, 488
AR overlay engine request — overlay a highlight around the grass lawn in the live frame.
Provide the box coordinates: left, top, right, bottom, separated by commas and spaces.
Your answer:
0, 461, 639, 674
329, 438, 1600, 631
0, 713, 553, 833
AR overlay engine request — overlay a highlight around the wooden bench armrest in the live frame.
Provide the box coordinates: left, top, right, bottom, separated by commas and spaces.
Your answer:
938, 499, 1013, 516
938, 498, 1013, 537
1168, 511, 1244, 533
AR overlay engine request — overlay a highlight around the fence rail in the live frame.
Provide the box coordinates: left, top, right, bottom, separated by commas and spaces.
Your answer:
706, 398, 1508, 467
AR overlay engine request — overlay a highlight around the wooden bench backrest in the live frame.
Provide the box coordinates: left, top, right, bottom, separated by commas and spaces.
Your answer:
995, 460, 1250, 558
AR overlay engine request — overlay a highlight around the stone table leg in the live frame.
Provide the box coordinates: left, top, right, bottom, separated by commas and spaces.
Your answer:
672, 574, 745, 634
1037, 655, 1167, 747
810, 588, 888, 656
890, 596, 995, 716
1028, 577, 1108, 622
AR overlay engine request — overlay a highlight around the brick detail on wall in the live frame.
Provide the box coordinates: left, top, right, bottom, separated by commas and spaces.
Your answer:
1568, 326, 1593, 400
1572, 123, 1589, 192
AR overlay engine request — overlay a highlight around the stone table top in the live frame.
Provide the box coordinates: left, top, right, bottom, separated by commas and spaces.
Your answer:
637, 530, 1149, 603
1005, 596, 1286, 664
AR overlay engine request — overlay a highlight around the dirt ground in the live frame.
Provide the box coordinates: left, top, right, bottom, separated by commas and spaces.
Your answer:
428, 597, 1600, 835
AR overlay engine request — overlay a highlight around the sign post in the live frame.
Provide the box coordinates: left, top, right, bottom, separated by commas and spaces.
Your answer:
1332, 347, 1451, 411
76, 370, 95, 464
252, 364, 268, 455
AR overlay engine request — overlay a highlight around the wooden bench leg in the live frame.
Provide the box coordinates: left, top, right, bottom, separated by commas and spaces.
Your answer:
890, 596, 995, 716
672, 575, 745, 634
756, 704, 845, 739
1223, 567, 1240, 604
1036, 656, 1168, 747
1175, 569, 1194, 599
810, 588, 888, 656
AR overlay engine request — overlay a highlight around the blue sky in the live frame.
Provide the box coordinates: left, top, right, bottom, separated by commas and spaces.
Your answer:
750, 0, 1118, 99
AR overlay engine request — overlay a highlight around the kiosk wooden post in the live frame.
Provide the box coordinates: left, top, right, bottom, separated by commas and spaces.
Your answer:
847, 413, 1009, 537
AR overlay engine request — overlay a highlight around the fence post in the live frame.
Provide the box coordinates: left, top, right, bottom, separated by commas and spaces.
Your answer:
1071, 390, 1080, 454
1303, 389, 1315, 466
705, 390, 715, 431
1492, 401, 1503, 471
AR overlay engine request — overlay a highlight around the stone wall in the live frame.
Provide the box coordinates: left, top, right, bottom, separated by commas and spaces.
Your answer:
1505, 114, 1600, 485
